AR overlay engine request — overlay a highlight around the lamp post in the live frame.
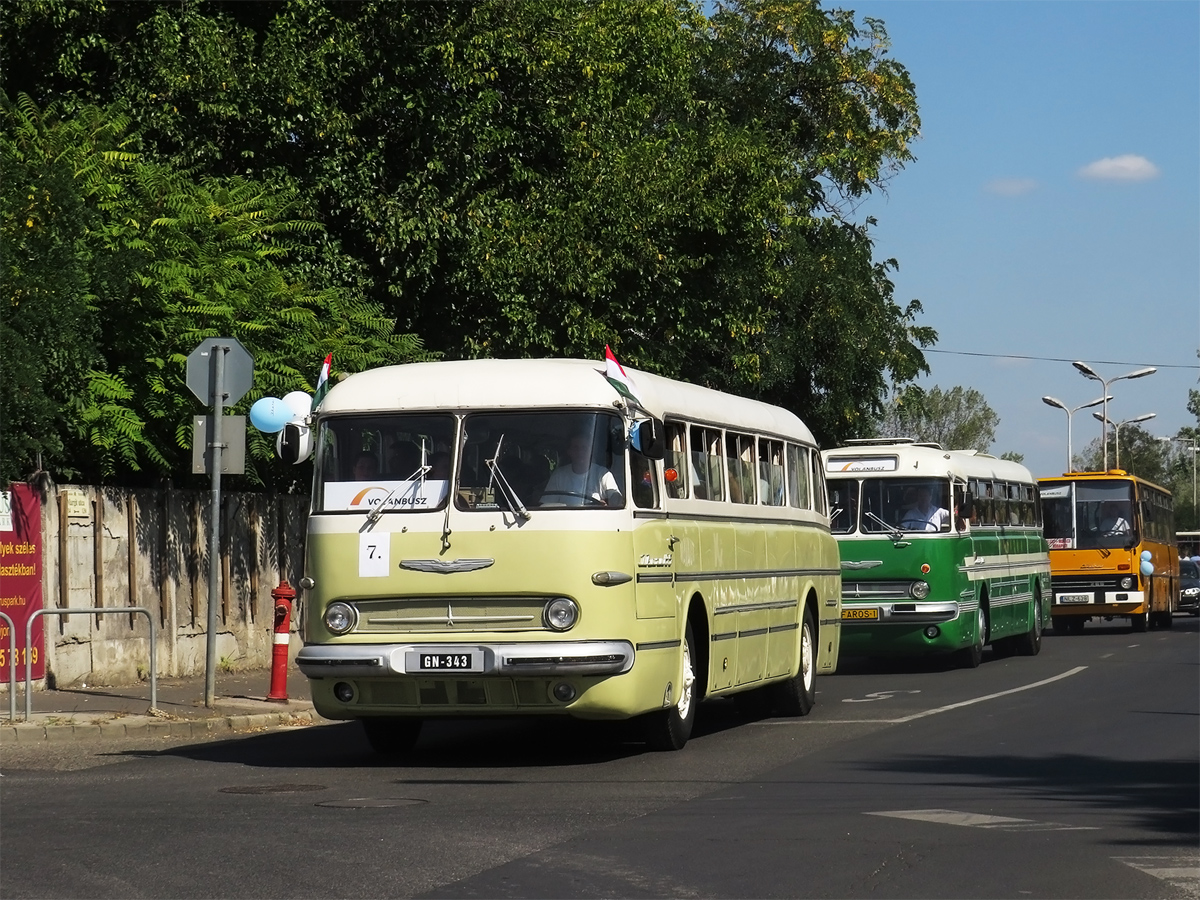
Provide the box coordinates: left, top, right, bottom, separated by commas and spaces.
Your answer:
1092, 412, 1156, 469
1072, 361, 1157, 470
1042, 394, 1111, 473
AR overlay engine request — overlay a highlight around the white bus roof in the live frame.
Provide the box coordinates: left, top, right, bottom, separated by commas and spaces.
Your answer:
320, 358, 817, 444
822, 440, 1037, 484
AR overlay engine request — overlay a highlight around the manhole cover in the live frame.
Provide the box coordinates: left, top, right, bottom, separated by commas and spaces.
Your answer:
219, 784, 327, 795
315, 798, 428, 809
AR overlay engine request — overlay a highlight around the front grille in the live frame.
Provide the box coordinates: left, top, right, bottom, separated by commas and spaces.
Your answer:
842, 580, 914, 601
1051, 575, 1125, 592
353, 596, 547, 634
359, 678, 553, 708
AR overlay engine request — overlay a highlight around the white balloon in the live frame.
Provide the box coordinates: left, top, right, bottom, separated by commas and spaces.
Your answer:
282, 390, 313, 419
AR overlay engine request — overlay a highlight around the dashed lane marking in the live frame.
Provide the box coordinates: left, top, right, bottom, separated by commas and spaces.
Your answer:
1114, 855, 1200, 899
866, 808, 1099, 831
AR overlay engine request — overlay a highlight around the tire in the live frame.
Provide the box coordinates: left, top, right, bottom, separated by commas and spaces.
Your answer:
643, 622, 698, 751
958, 605, 987, 668
771, 605, 817, 717
361, 717, 423, 758
1131, 611, 1148, 633
1015, 598, 1044, 656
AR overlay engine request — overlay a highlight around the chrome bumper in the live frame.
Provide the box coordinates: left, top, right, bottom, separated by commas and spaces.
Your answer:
296, 640, 636, 678
842, 601, 962, 625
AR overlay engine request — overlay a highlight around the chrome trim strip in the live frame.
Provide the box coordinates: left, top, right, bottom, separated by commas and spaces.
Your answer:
712, 632, 737, 642
714, 599, 799, 615
636, 573, 674, 584
739, 627, 769, 638
636, 639, 682, 651
769, 623, 799, 633
842, 560, 884, 570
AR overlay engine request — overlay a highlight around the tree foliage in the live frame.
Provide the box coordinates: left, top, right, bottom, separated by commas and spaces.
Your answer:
3, 0, 937, 483
876, 385, 999, 452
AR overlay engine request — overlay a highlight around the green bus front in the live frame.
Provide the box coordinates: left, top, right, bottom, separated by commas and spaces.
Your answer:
827, 473, 1049, 664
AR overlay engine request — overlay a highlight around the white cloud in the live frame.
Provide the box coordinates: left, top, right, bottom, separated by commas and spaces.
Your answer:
1077, 154, 1160, 181
985, 178, 1038, 196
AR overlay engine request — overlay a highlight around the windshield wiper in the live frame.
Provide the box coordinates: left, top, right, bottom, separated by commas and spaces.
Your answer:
485, 435, 530, 520
363, 440, 432, 528
865, 511, 908, 544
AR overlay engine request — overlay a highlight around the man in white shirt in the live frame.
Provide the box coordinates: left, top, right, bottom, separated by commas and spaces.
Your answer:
899, 485, 950, 532
1099, 501, 1131, 535
541, 432, 623, 507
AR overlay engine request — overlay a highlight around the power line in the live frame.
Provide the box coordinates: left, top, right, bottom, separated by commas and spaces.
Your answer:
924, 348, 1200, 370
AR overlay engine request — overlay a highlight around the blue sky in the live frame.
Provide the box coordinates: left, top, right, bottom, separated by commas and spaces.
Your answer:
840, 0, 1199, 479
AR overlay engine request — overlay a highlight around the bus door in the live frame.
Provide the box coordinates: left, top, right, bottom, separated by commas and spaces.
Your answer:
632, 445, 677, 621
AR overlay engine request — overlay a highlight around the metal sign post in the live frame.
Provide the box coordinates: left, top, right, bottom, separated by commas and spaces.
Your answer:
187, 338, 253, 708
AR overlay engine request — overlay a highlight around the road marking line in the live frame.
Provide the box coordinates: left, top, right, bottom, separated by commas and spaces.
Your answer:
867, 808, 1098, 831
1114, 855, 1200, 897
761, 666, 1089, 725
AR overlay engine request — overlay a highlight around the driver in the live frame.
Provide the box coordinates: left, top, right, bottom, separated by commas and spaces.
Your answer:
900, 485, 950, 532
541, 431, 623, 507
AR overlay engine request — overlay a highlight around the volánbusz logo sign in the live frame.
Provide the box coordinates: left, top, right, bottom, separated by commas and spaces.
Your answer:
826, 457, 899, 473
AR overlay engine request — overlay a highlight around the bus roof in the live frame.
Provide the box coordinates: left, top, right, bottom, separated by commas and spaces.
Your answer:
320, 358, 817, 444
1037, 469, 1171, 494
822, 441, 1037, 484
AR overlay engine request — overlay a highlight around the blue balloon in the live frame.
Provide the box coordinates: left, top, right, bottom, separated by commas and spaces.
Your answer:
250, 397, 293, 433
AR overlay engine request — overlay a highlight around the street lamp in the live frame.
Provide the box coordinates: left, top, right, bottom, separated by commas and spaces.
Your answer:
1092, 412, 1156, 469
1072, 361, 1157, 470
1042, 394, 1111, 473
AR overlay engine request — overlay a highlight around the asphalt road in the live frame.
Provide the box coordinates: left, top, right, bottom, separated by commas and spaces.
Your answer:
3, 618, 1197, 899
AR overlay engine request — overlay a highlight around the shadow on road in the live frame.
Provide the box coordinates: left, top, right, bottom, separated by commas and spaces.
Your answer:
140, 696, 758, 770
853, 751, 1200, 845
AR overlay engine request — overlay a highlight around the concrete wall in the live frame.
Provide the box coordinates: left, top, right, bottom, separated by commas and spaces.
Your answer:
26, 485, 309, 688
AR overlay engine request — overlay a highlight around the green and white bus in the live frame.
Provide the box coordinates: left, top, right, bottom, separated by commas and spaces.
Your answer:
293, 359, 841, 754
822, 439, 1049, 666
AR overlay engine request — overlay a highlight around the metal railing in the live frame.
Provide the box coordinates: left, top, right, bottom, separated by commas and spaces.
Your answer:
24, 608, 157, 721
0, 612, 15, 722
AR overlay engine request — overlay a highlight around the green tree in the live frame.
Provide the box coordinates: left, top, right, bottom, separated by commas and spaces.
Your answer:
1075, 426, 1169, 485
876, 385, 999, 451
3, 0, 934, 449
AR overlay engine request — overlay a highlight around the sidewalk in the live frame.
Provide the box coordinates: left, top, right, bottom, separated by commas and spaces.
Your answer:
0, 665, 324, 745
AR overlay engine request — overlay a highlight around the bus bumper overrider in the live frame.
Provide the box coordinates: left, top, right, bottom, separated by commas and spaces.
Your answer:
296, 640, 636, 678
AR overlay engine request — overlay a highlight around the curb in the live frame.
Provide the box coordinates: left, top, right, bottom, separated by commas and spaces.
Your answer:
0, 709, 324, 744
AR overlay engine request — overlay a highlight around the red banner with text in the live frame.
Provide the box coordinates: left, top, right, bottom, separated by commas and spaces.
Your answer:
0, 484, 45, 680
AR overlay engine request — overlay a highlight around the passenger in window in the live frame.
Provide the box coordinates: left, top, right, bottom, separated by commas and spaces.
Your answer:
542, 431, 623, 507
353, 452, 380, 481
899, 485, 950, 532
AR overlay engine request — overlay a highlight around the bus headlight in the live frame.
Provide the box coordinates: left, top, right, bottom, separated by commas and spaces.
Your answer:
544, 598, 579, 632
324, 601, 357, 634
1119, 576, 1134, 590
910, 580, 931, 600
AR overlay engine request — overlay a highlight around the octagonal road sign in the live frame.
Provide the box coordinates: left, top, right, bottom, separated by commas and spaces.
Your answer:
187, 338, 254, 407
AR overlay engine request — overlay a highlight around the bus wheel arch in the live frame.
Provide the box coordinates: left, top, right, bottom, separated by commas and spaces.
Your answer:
769, 594, 817, 716
686, 594, 709, 704
958, 589, 988, 668
1015, 579, 1043, 656
643, 613, 700, 751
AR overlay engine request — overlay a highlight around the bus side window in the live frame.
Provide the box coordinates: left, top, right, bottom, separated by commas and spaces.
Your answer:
663, 421, 689, 500
758, 438, 785, 506
630, 453, 659, 509
787, 443, 810, 509
690, 425, 724, 502
811, 452, 827, 516
726, 431, 756, 504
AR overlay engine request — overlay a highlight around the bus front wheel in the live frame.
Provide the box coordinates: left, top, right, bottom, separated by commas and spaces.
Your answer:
958, 606, 987, 668
770, 606, 816, 717
1131, 611, 1149, 633
643, 623, 697, 751
361, 717, 423, 758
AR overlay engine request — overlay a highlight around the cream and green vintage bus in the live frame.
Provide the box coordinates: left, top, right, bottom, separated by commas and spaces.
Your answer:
291, 358, 841, 754
823, 439, 1050, 667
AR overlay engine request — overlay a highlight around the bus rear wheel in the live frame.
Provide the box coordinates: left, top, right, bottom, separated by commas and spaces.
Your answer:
1015, 603, 1043, 656
958, 606, 987, 668
361, 717, 423, 758
643, 623, 697, 751
1131, 611, 1149, 633
770, 606, 816, 716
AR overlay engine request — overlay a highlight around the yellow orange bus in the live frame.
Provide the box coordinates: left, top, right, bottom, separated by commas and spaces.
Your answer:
1038, 470, 1179, 632
292, 359, 841, 754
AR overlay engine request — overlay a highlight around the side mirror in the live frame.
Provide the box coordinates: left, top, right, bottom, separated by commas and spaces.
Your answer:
276, 422, 314, 465
633, 417, 666, 460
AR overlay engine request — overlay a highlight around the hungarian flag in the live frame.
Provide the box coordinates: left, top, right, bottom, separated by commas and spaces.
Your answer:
604, 345, 642, 406
312, 353, 333, 410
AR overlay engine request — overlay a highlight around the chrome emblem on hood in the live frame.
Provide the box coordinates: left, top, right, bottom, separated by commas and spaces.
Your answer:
400, 558, 495, 574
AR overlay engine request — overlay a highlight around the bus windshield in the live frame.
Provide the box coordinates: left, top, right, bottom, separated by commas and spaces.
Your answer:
315, 413, 457, 513
458, 411, 627, 512
1041, 479, 1136, 550
825, 478, 953, 534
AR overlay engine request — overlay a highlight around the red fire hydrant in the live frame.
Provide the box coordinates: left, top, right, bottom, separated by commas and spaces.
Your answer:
267, 580, 296, 702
